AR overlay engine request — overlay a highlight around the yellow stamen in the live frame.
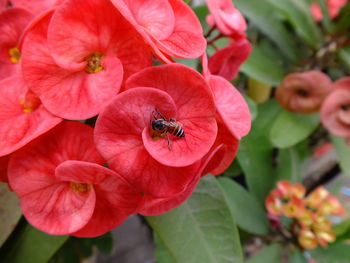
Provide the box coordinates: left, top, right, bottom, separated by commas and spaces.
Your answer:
70, 182, 91, 193
85, 53, 104, 73
9, 46, 21, 64
20, 91, 41, 114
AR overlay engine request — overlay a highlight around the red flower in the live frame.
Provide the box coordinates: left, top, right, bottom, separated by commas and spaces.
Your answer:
111, 0, 206, 62
0, 75, 61, 156
0, 8, 33, 80
95, 64, 217, 197
8, 122, 143, 237
321, 77, 350, 137
22, 0, 152, 120
276, 71, 331, 114
208, 39, 251, 81
205, 0, 247, 38
11, 0, 64, 15
311, 0, 347, 21
201, 54, 251, 174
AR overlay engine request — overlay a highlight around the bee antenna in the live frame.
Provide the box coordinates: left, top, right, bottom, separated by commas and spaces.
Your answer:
155, 108, 166, 120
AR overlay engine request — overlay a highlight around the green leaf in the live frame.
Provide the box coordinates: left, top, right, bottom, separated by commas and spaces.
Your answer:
245, 96, 258, 121
288, 251, 307, 263
310, 243, 350, 263
338, 46, 350, 71
0, 183, 22, 247
245, 244, 282, 263
0, 221, 68, 263
92, 232, 114, 255
268, 0, 322, 48
154, 233, 177, 263
193, 5, 209, 31
269, 111, 319, 148
276, 147, 303, 183
237, 100, 282, 202
331, 136, 350, 176
317, 0, 332, 33
218, 178, 269, 235
331, 3, 350, 33
233, 0, 299, 61
333, 218, 350, 242
147, 175, 243, 263
240, 45, 286, 86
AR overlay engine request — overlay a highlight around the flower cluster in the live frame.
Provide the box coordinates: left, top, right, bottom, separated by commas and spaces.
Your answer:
266, 181, 345, 250
276, 72, 350, 145
0, 0, 251, 237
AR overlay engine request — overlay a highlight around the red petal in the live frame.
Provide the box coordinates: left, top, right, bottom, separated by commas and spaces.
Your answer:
201, 120, 239, 175
123, 0, 175, 40
208, 75, 251, 139
321, 86, 350, 137
112, 0, 206, 59
153, 0, 206, 58
138, 141, 225, 215
11, 0, 64, 15
138, 175, 200, 216
206, 0, 247, 36
21, 182, 95, 235
0, 155, 9, 182
0, 76, 62, 156
56, 161, 143, 237
208, 39, 251, 81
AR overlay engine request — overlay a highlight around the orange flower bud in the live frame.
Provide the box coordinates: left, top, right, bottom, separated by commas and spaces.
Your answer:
298, 229, 318, 250
315, 229, 336, 248
283, 197, 305, 218
306, 186, 329, 208
297, 209, 315, 227
277, 180, 306, 199
318, 196, 345, 216
265, 195, 283, 215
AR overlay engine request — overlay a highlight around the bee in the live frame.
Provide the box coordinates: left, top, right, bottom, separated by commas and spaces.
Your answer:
150, 109, 185, 150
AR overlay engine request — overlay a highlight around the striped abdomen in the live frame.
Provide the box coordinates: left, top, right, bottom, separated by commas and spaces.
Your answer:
168, 122, 185, 137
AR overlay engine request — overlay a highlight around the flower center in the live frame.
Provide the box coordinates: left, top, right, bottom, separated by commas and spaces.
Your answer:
85, 53, 104, 73
20, 90, 41, 113
70, 182, 90, 193
341, 104, 350, 111
296, 89, 309, 97
8, 46, 21, 63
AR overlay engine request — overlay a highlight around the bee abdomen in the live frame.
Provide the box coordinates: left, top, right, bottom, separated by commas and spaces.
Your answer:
172, 126, 185, 137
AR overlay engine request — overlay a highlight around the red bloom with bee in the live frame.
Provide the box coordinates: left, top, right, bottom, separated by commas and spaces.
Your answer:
95, 64, 217, 198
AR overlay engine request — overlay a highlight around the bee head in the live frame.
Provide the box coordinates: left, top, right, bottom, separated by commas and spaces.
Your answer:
151, 120, 167, 131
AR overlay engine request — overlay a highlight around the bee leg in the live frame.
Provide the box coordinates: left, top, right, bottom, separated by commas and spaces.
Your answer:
152, 111, 158, 120
166, 133, 171, 150
155, 108, 167, 120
